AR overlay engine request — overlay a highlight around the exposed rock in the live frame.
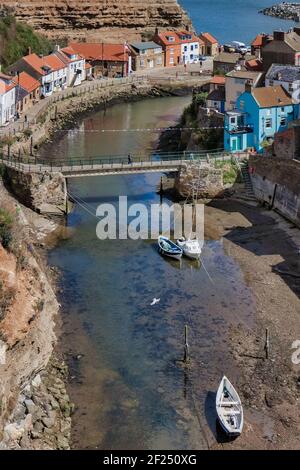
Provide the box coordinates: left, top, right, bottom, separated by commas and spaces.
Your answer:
175, 162, 224, 199
0, 0, 192, 41
4, 169, 66, 216
260, 3, 300, 21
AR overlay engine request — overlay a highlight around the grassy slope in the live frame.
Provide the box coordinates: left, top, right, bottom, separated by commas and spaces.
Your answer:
0, 15, 52, 71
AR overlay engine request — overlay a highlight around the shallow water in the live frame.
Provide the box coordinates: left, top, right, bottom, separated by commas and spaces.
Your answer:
48, 96, 257, 449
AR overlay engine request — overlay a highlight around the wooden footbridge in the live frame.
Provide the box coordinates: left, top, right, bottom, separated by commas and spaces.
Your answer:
1, 150, 232, 178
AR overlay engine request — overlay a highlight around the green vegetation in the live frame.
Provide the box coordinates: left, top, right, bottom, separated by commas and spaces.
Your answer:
0, 15, 52, 71
0, 208, 14, 249
214, 159, 243, 185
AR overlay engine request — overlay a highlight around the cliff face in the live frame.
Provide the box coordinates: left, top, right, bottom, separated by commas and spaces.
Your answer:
0, 1, 192, 41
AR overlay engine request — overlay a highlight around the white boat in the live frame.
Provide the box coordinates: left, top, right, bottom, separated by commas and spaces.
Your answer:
176, 237, 201, 260
216, 376, 244, 436
158, 236, 183, 261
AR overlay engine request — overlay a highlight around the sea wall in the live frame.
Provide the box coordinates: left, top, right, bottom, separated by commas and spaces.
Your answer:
249, 156, 300, 225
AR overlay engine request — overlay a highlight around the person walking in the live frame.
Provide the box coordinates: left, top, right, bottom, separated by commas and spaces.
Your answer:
128, 154, 132, 164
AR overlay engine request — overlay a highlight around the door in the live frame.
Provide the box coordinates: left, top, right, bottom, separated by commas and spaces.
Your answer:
231, 137, 237, 152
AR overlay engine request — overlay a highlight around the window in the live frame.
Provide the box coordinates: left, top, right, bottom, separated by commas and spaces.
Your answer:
156, 57, 162, 65
170, 48, 174, 54
170, 57, 174, 64
230, 116, 236, 125
195, 44, 198, 49
265, 118, 272, 128
191, 45, 194, 51
184, 46, 188, 52
140, 58, 145, 67
269, 80, 274, 86
289, 83, 294, 93
280, 116, 287, 126
167, 36, 175, 42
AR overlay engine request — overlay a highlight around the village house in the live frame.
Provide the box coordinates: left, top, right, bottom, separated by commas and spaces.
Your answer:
12, 71, 40, 114
154, 30, 204, 66
206, 76, 225, 113
265, 64, 300, 97
213, 52, 242, 74
224, 85, 296, 153
69, 43, 131, 77
54, 46, 87, 86
245, 58, 263, 72
0, 73, 16, 126
261, 28, 300, 72
251, 33, 272, 59
130, 42, 163, 71
8, 53, 68, 97
225, 69, 263, 111
199, 32, 219, 56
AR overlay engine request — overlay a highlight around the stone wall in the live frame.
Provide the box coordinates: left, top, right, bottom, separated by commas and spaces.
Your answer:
249, 155, 300, 225
4, 168, 66, 216
175, 161, 224, 199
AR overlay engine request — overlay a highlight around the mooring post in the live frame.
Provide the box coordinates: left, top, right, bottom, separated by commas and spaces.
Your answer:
265, 328, 270, 360
183, 325, 190, 364
65, 178, 68, 215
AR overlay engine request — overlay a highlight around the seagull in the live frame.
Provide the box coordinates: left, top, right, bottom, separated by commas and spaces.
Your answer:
150, 298, 160, 306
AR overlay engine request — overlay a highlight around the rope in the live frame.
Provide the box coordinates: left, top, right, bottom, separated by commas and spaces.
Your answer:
55, 126, 225, 133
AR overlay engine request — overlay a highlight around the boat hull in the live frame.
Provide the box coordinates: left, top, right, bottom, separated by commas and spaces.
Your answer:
158, 236, 183, 261
176, 239, 201, 260
216, 376, 243, 436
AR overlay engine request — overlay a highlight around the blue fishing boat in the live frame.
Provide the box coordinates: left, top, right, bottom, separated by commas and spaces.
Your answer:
158, 236, 183, 261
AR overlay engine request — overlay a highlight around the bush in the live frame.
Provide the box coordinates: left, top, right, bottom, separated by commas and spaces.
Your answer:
0, 208, 14, 249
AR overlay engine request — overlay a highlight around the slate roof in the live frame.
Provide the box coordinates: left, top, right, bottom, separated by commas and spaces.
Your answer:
266, 64, 300, 83
130, 41, 162, 51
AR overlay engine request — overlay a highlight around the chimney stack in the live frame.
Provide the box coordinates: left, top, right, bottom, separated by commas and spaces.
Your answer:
27, 47, 32, 55
273, 31, 285, 41
245, 82, 252, 93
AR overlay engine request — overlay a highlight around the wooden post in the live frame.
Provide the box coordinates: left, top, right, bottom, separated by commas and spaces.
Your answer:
183, 325, 190, 364
65, 178, 68, 215
265, 328, 270, 359
30, 137, 33, 157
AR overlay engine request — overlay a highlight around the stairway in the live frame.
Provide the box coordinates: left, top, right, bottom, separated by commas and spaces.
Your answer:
240, 160, 256, 201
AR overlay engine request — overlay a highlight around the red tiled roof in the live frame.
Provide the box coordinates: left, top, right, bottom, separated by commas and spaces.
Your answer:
69, 43, 129, 62
200, 32, 218, 44
0, 73, 16, 93
211, 75, 225, 85
12, 71, 40, 93
24, 53, 65, 75
251, 33, 273, 48
44, 54, 66, 71
156, 30, 199, 46
246, 58, 263, 72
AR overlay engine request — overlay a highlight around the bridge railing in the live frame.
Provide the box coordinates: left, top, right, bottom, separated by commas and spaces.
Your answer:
0, 149, 240, 174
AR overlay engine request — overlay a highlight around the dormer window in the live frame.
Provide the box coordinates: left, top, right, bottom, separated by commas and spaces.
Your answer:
167, 36, 175, 42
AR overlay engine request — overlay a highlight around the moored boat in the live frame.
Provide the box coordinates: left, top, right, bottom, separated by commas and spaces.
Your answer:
216, 376, 243, 436
158, 236, 183, 261
176, 237, 202, 260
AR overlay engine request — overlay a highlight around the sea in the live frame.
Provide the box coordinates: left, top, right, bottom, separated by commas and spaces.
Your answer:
179, 0, 298, 45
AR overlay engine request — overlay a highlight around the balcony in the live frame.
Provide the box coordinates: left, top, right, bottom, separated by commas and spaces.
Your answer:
227, 124, 254, 135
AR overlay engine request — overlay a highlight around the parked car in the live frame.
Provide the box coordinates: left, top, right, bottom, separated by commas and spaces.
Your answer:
223, 44, 236, 53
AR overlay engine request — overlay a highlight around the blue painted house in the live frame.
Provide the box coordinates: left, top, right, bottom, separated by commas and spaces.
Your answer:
224, 85, 297, 153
